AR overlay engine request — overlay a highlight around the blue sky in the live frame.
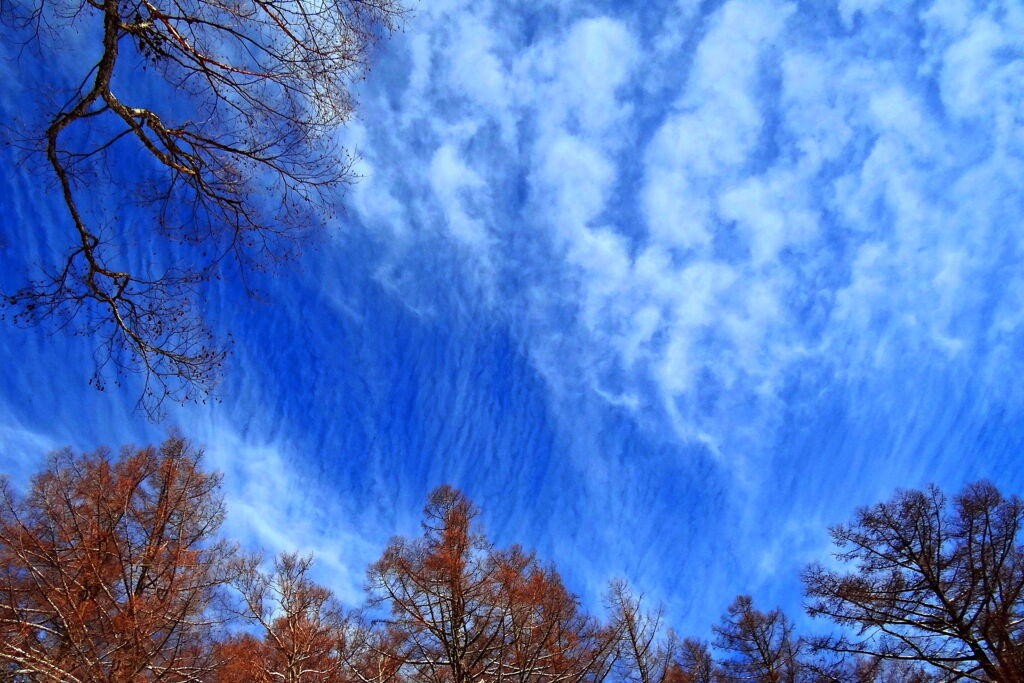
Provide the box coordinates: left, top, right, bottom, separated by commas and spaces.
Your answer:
2, 0, 1024, 639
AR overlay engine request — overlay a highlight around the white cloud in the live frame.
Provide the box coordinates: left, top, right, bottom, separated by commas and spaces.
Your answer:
342, 123, 407, 237
192, 423, 379, 604
642, 0, 794, 252
719, 172, 819, 267
429, 144, 490, 247
513, 16, 639, 147
642, 165, 714, 251
938, 15, 1024, 121
0, 422, 59, 489
533, 133, 616, 236
445, 15, 509, 111
559, 18, 639, 134
342, 0, 1024, 477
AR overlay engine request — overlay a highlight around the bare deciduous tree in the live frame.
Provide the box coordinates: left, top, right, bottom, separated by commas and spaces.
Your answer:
846, 657, 935, 683
713, 596, 801, 683
1, 0, 403, 417
606, 580, 683, 683
803, 481, 1024, 681
0, 436, 236, 681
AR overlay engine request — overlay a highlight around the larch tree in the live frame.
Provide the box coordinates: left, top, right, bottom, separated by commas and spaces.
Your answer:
1, 0, 403, 417
802, 481, 1024, 681
218, 552, 348, 683
712, 596, 801, 683
667, 643, 708, 683
676, 639, 714, 683
366, 486, 496, 683
0, 436, 237, 682
845, 657, 936, 683
606, 580, 685, 683
489, 545, 618, 683
366, 485, 616, 683
334, 614, 406, 683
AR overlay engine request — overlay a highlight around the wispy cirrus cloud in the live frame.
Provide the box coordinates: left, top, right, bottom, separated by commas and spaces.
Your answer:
335, 0, 1024, 606
3, 0, 1024, 638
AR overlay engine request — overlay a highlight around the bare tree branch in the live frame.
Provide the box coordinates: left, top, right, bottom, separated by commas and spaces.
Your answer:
1, 0, 404, 418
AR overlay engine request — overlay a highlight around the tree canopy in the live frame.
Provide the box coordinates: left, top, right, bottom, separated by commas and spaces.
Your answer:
0, 437, 235, 680
0, 438, 1020, 682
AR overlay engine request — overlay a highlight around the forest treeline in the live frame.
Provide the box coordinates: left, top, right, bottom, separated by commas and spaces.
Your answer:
0, 437, 1021, 682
